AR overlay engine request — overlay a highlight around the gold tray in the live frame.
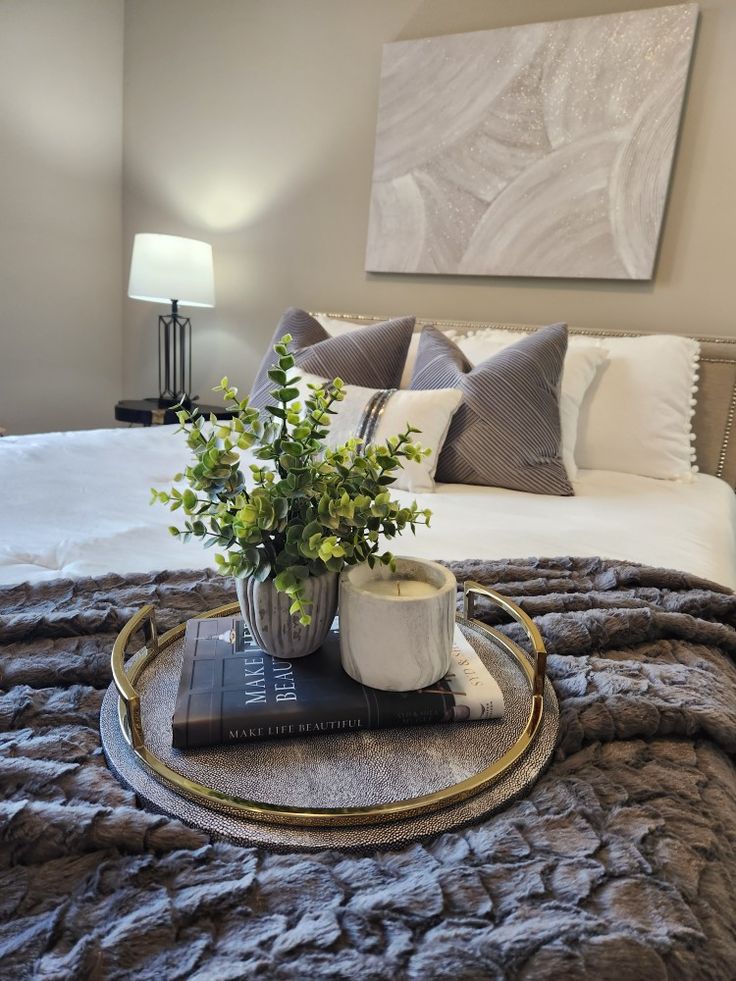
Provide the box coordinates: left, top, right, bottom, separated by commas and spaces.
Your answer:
100, 582, 559, 852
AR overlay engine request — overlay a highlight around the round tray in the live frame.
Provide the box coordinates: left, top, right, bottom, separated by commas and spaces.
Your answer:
100, 582, 559, 852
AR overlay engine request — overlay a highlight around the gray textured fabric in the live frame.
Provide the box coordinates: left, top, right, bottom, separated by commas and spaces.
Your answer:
411, 323, 573, 495
249, 308, 415, 409
1, 560, 736, 979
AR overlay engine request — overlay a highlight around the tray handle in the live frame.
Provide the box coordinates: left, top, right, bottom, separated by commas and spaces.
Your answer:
110, 604, 158, 750
463, 581, 547, 697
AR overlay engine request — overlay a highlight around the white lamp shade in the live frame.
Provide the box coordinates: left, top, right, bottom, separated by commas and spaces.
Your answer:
128, 233, 215, 308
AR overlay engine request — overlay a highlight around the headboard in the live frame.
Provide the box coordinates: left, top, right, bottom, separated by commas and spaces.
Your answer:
316, 313, 736, 488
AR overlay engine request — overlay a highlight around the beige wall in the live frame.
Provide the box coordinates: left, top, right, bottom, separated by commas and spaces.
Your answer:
4, 1, 732, 430
0, 0, 124, 435
122, 0, 736, 403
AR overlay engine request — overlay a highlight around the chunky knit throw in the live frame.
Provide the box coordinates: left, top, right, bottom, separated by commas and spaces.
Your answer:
1, 558, 735, 980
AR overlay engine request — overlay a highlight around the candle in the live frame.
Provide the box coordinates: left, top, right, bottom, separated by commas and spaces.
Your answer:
339, 557, 456, 691
361, 578, 437, 599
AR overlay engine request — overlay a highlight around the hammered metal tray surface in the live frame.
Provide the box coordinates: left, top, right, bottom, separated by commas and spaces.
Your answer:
100, 611, 559, 852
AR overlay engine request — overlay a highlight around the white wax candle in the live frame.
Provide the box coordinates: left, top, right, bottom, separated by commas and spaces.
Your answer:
361, 578, 437, 598
340, 557, 457, 690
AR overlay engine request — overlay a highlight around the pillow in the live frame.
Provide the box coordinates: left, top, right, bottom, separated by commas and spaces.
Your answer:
411, 324, 573, 495
249, 308, 415, 409
446, 326, 699, 481
312, 312, 367, 337
558, 347, 609, 479
296, 372, 463, 493
314, 312, 420, 389
443, 328, 607, 480
572, 333, 699, 480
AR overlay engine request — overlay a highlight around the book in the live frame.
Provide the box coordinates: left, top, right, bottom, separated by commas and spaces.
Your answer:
171, 616, 505, 749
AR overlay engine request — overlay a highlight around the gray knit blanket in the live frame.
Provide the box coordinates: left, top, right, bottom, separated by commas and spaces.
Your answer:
2, 558, 736, 980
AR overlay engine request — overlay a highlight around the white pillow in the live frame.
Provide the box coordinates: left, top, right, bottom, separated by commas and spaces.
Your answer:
559, 346, 611, 479
570, 333, 699, 480
444, 328, 607, 480
295, 371, 463, 493
312, 312, 362, 337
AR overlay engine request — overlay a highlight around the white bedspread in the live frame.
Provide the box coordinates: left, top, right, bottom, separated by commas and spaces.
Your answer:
2, 425, 735, 589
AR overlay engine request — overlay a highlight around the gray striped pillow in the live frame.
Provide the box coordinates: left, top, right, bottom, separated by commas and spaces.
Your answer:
410, 323, 573, 495
249, 307, 415, 410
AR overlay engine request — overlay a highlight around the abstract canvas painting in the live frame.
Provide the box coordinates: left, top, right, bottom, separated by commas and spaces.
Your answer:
365, 4, 698, 279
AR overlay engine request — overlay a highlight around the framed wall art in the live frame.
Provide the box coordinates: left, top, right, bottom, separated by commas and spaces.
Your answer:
365, 4, 698, 279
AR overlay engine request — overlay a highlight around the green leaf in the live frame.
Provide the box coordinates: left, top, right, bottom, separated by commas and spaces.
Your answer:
276, 387, 300, 403
274, 569, 296, 592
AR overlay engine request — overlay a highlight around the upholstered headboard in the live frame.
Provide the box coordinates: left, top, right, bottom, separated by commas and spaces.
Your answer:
316, 313, 736, 488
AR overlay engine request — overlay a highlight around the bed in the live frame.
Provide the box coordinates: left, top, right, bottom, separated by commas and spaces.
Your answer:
2, 424, 736, 588
2, 317, 736, 979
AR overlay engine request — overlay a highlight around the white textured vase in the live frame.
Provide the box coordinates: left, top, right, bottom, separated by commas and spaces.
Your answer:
236, 571, 338, 659
339, 557, 456, 691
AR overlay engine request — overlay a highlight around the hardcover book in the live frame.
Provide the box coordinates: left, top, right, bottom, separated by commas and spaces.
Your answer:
172, 616, 505, 749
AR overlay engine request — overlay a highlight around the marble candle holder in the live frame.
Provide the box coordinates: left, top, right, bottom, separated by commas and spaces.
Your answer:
339, 557, 456, 691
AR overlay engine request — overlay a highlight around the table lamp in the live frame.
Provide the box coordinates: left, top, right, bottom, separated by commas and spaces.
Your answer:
128, 233, 215, 406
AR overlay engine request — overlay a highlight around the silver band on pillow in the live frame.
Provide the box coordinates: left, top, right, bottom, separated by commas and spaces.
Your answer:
356, 389, 396, 445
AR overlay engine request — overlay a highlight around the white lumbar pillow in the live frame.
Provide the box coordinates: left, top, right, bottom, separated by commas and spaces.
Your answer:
444, 328, 607, 480
295, 371, 463, 493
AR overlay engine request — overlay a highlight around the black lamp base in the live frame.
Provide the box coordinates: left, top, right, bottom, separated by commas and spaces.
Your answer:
159, 299, 193, 402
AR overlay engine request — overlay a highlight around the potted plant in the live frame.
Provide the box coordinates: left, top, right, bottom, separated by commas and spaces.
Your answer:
151, 334, 433, 659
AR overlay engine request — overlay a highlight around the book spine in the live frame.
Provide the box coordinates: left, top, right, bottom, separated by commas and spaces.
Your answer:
174, 682, 471, 747
220, 687, 456, 744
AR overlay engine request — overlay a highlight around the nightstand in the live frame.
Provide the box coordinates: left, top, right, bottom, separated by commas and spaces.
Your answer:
115, 398, 235, 427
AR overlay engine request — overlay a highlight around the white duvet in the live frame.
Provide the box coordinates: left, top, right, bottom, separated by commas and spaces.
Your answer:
2, 425, 735, 589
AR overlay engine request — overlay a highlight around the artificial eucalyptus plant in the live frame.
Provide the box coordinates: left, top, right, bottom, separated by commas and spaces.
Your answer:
152, 335, 432, 623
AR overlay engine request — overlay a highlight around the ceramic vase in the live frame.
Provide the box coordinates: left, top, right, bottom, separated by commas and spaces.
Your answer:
236, 570, 338, 659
